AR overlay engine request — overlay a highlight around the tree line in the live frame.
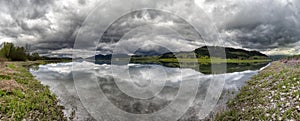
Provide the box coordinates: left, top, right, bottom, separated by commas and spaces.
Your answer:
0, 42, 41, 61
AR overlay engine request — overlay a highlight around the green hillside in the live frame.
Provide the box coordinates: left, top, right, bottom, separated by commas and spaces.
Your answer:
160, 46, 269, 60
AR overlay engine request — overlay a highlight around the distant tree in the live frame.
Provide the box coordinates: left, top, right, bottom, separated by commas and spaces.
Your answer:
202, 56, 209, 59
10, 46, 27, 61
0, 42, 14, 58
31, 52, 40, 61
0, 42, 28, 61
25, 43, 31, 53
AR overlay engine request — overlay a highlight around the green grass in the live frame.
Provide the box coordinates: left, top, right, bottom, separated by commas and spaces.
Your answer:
0, 75, 11, 80
98, 56, 271, 65
215, 61, 300, 121
7, 64, 16, 69
0, 63, 66, 121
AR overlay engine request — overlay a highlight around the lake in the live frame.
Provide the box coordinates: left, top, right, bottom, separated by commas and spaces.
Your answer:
30, 61, 269, 121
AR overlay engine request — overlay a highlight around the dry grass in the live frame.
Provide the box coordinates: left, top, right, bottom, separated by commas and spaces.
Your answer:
216, 60, 300, 120
0, 57, 7, 68
0, 80, 24, 92
0, 62, 66, 121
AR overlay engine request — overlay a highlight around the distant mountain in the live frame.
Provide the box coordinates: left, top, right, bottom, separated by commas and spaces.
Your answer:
160, 46, 269, 60
94, 46, 269, 63
269, 55, 289, 61
133, 47, 171, 56
95, 54, 112, 60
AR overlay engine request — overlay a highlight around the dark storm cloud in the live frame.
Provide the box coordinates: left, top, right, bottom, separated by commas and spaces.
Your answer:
100, 9, 202, 43
0, 0, 97, 55
223, 2, 300, 50
197, 0, 300, 54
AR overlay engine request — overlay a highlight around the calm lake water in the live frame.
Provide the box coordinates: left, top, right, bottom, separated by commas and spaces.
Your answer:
30, 62, 269, 121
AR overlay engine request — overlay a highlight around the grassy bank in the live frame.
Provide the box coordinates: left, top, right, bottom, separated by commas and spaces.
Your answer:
0, 62, 66, 120
216, 60, 300, 120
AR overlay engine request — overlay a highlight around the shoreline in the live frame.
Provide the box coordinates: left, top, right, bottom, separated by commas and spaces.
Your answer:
0, 60, 300, 121
0, 62, 66, 120
29, 61, 269, 121
216, 60, 300, 120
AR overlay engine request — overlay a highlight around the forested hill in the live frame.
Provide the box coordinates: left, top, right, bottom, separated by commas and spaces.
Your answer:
160, 46, 269, 60
95, 46, 269, 61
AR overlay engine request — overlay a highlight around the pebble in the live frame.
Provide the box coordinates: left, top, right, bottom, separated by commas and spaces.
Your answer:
272, 113, 275, 119
296, 106, 300, 111
285, 102, 290, 107
282, 85, 286, 89
271, 91, 275, 95
272, 103, 276, 108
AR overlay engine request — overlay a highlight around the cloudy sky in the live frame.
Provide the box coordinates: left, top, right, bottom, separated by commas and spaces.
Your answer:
0, 0, 300, 57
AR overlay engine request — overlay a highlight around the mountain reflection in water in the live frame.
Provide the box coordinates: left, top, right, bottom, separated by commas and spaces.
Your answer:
30, 61, 269, 120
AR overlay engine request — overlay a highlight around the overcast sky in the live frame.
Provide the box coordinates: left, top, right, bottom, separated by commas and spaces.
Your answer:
0, 0, 300, 57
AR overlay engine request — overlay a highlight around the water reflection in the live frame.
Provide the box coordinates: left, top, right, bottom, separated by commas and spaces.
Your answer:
160, 62, 269, 74
30, 62, 268, 120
